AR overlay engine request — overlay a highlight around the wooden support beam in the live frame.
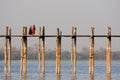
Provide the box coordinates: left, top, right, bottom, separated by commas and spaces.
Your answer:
22, 27, 27, 77
8, 28, 11, 76
56, 28, 59, 75
56, 28, 62, 75
4, 27, 9, 76
38, 27, 41, 74
106, 27, 111, 74
42, 26, 45, 74
70, 27, 74, 72
73, 27, 77, 74
58, 31, 62, 75
20, 39, 23, 77
89, 27, 94, 74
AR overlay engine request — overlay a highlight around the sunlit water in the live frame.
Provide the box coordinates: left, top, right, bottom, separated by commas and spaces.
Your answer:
0, 61, 120, 80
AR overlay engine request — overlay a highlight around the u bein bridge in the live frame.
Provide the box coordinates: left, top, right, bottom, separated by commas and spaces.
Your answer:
0, 26, 119, 78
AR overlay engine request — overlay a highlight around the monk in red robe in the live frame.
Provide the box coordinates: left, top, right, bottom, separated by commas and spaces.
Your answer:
28, 25, 36, 35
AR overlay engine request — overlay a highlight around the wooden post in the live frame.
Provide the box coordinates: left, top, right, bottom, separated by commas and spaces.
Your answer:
38, 27, 41, 74
4, 27, 9, 76
8, 28, 11, 76
20, 39, 23, 77
89, 27, 94, 74
73, 27, 77, 74
42, 26, 45, 74
56, 28, 59, 75
58, 31, 62, 75
56, 28, 61, 75
22, 27, 27, 77
70, 27, 74, 70
106, 27, 111, 74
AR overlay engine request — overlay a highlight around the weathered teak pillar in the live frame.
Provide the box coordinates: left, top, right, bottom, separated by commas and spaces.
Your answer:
8, 28, 11, 76
56, 28, 62, 75
42, 26, 45, 74
4, 27, 9, 76
106, 27, 111, 74
73, 27, 77, 74
38, 27, 41, 74
70, 27, 74, 71
58, 31, 62, 74
20, 39, 23, 77
4, 27, 11, 76
89, 27, 94, 74
22, 27, 27, 77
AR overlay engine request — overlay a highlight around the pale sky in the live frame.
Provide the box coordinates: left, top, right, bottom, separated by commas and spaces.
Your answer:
0, 0, 120, 51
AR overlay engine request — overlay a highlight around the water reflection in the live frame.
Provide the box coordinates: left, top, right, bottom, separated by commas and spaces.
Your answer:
70, 74, 76, 80
20, 74, 27, 80
37, 73, 45, 80
107, 73, 111, 80
89, 73, 94, 80
56, 74, 61, 80
4, 75, 11, 80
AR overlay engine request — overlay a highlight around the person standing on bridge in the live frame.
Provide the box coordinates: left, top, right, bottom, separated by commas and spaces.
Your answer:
28, 25, 36, 35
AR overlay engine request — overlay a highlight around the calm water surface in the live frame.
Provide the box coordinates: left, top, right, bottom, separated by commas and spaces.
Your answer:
0, 61, 120, 80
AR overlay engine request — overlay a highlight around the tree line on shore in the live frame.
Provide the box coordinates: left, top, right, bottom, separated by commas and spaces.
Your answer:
0, 46, 120, 60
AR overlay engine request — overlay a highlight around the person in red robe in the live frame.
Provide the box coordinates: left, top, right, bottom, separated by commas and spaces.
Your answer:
28, 25, 36, 35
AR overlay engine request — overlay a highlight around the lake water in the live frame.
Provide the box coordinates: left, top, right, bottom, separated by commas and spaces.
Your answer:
0, 61, 120, 80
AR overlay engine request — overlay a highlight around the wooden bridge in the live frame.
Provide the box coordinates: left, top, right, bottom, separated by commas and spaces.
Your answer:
0, 26, 119, 78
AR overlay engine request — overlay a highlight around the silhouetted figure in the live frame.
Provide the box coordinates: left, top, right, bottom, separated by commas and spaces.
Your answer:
28, 25, 36, 35
32, 25, 36, 35
28, 26, 32, 35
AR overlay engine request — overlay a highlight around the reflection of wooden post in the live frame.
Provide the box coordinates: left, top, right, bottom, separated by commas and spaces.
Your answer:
38, 27, 41, 74
42, 26, 45, 74
8, 28, 11, 76
22, 27, 27, 77
106, 27, 111, 74
107, 73, 111, 80
4, 27, 9, 76
73, 27, 77, 74
89, 27, 94, 74
56, 28, 61, 75
90, 73, 94, 80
